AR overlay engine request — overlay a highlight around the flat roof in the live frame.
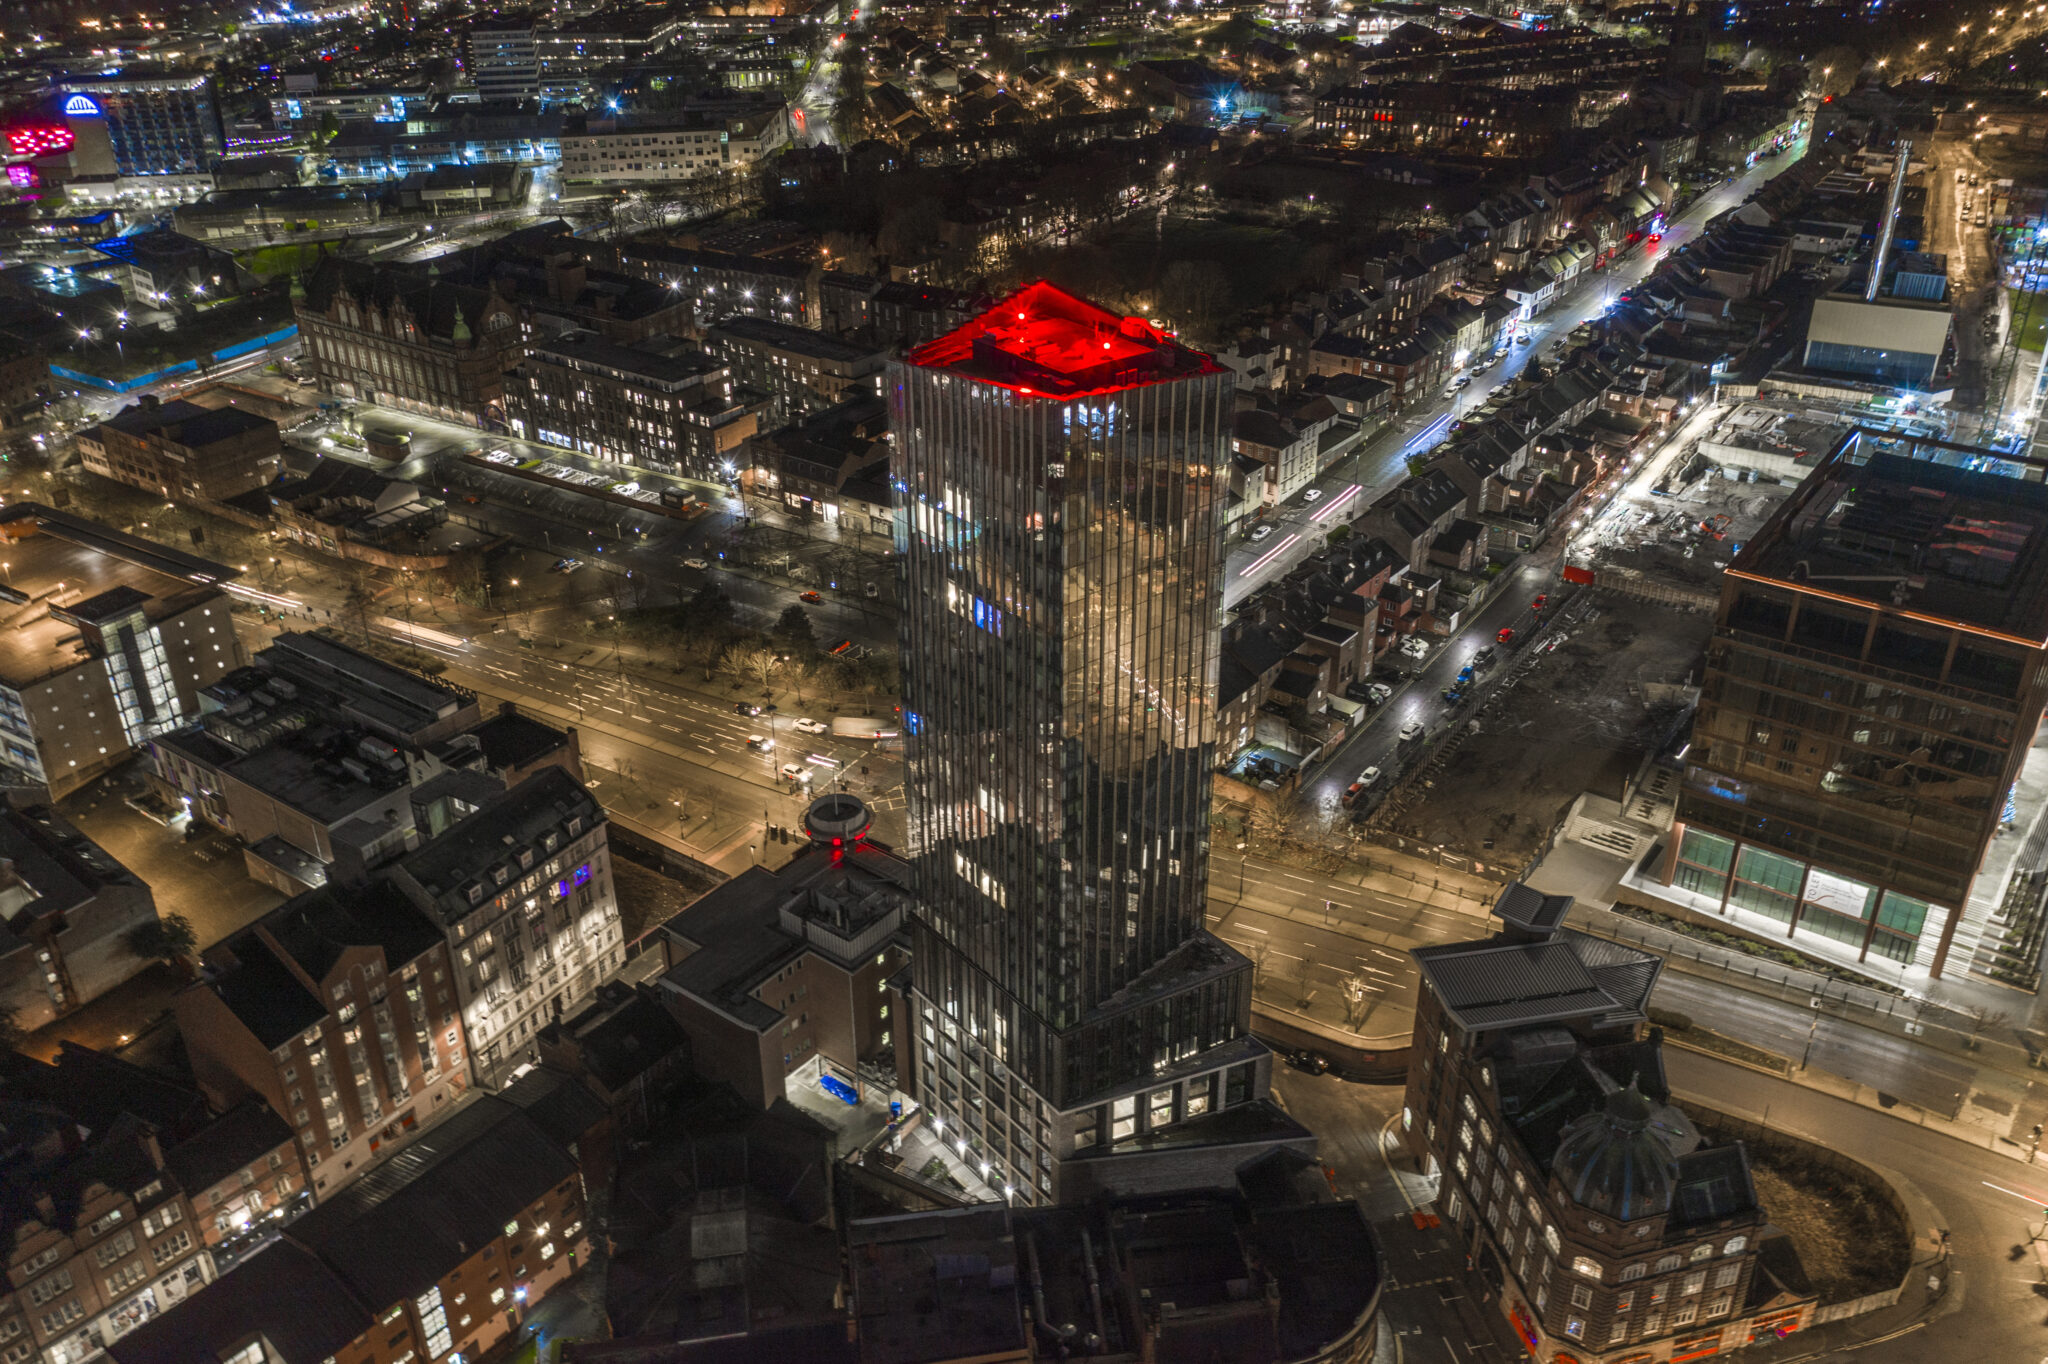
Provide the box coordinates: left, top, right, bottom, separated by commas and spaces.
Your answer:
525, 331, 723, 390
1730, 429, 2048, 645
0, 505, 235, 689
905, 280, 1225, 399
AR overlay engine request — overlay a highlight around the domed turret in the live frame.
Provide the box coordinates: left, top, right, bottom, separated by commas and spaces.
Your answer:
1550, 1081, 1681, 1222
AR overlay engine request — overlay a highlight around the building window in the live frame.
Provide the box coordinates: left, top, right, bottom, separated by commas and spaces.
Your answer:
1564, 1316, 1584, 1339
1723, 1235, 1748, 1255
1571, 1256, 1601, 1280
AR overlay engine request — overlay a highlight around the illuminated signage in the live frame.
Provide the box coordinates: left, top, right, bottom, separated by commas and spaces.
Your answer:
5, 124, 74, 157
63, 94, 101, 118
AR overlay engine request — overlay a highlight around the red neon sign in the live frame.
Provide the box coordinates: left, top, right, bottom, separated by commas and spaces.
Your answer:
6, 123, 74, 158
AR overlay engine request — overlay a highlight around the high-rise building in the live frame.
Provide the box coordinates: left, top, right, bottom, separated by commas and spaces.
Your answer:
892, 283, 1300, 1205
1664, 428, 2048, 979
464, 23, 540, 103
58, 73, 223, 178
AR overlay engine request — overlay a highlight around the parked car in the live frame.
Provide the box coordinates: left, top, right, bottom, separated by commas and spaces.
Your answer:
793, 717, 828, 735
1250, 523, 1276, 542
683, 557, 709, 570
1344, 680, 1378, 705
1342, 767, 1383, 806
1473, 645, 1496, 667
1283, 1048, 1332, 1075
799, 590, 822, 603
1368, 681, 1393, 703
1442, 688, 1466, 706
551, 557, 582, 573
1399, 720, 1425, 742
1303, 488, 1323, 502
1531, 593, 1548, 611
1497, 627, 1516, 644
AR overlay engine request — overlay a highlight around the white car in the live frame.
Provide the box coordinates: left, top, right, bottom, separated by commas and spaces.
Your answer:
1357, 765, 1382, 788
683, 557, 709, 570
792, 717, 829, 735
1367, 682, 1393, 703
747, 734, 773, 751
1302, 488, 1323, 503
1249, 524, 1276, 542
1399, 721, 1425, 743
780, 763, 812, 783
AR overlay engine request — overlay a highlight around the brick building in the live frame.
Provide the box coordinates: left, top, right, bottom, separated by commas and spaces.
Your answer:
1404, 885, 1818, 1363
107, 1073, 606, 1364
296, 257, 528, 427
173, 882, 470, 1200
504, 331, 756, 480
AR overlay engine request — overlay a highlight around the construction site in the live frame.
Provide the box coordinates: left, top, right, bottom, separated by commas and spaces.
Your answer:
1370, 591, 1708, 870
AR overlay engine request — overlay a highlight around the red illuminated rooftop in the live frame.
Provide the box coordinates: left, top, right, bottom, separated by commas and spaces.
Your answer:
906, 280, 1224, 399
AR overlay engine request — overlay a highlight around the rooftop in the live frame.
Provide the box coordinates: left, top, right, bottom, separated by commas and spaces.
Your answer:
0, 503, 236, 689
657, 834, 912, 1033
397, 766, 602, 918
1729, 429, 2048, 646
905, 281, 1225, 400
525, 330, 725, 391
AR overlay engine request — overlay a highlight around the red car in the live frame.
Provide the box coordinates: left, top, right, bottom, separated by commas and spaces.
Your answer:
1531, 594, 1548, 611
799, 591, 822, 603
1497, 627, 1516, 644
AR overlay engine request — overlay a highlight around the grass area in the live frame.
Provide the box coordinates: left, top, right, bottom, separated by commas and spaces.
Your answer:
236, 241, 328, 280
2011, 287, 2048, 353
1748, 1154, 1911, 1303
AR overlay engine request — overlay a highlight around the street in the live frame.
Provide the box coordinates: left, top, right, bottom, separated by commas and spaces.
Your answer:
1220, 135, 1808, 613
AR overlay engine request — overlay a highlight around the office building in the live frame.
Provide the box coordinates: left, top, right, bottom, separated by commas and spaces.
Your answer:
605, 241, 817, 329
1802, 252, 1953, 389
1406, 885, 1817, 1363
652, 794, 910, 1112
0, 804, 164, 1031
708, 316, 885, 426
505, 331, 756, 479
79, 396, 282, 504
386, 767, 626, 1089
0, 504, 245, 800
1665, 428, 2048, 979
107, 1072, 605, 1364
59, 73, 224, 179
892, 283, 1301, 1205
556, 105, 792, 185
173, 880, 471, 1197
464, 24, 540, 102
267, 88, 425, 129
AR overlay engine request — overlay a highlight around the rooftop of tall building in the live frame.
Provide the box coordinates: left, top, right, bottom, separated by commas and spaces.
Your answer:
906, 281, 1224, 400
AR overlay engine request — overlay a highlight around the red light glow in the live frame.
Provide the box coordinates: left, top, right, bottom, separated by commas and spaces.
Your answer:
6, 123, 74, 158
909, 281, 1224, 400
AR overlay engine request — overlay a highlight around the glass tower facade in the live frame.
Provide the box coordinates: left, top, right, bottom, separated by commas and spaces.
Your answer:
60, 75, 224, 178
892, 284, 1262, 1201
1669, 433, 2048, 978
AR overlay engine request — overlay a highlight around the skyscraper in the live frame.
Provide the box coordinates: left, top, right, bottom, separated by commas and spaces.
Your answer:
893, 283, 1291, 1204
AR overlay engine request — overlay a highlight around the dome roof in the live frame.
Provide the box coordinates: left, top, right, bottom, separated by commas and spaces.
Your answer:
1550, 1081, 1685, 1222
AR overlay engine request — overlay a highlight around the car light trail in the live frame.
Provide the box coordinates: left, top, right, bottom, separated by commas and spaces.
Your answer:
1310, 484, 1362, 523
1240, 532, 1300, 577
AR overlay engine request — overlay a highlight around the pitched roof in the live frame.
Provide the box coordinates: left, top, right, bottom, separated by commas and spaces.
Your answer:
284, 1093, 580, 1308
107, 1241, 372, 1364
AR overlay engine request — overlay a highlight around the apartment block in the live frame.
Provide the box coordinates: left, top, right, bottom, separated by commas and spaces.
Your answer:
505, 331, 757, 480
386, 768, 625, 1089
173, 882, 470, 1198
0, 504, 245, 800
